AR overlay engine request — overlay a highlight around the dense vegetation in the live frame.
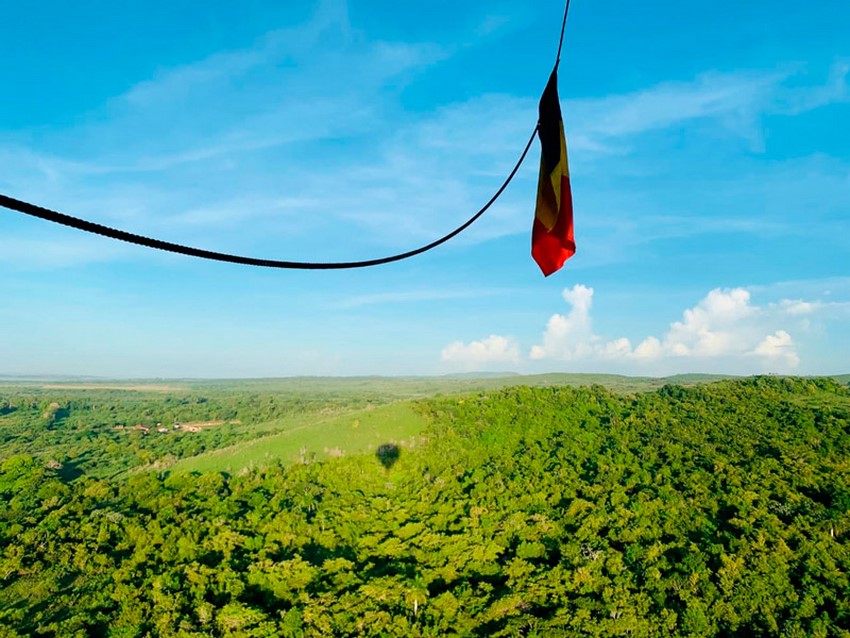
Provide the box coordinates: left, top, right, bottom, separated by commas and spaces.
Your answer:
0, 375, 732, 480
1, 377, 849, 636
0, 386, 405, 479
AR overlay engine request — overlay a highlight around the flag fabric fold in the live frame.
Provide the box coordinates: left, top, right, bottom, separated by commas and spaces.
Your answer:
532, 69, 575, 276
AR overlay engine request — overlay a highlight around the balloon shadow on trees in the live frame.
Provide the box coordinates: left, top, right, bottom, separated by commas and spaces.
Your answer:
375, 443, 401, 470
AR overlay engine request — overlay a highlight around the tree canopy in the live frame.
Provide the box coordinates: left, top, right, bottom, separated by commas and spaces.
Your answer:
1, 376, 848, 636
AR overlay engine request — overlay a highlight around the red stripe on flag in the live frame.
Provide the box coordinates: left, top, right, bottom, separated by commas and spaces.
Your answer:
531, 175, 575, 276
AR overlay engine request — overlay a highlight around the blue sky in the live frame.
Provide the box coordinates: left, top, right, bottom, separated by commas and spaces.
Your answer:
1, 0, 848, 378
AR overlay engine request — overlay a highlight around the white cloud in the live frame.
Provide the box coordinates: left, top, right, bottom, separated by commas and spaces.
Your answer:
0, 0, 448, 184
631, 288, 803, 369
569, 70, 781, 142
568, 61, 849, 153
752, 330, 800, 368
663, 288, 756, 357
337, 62, 850, 248
526, 286, 807, 373
529, 284, 607, 360
769, 291, 850, 321
441, 335, 520, 368
633, 336, 662, 360
780, 299, 820, 315
600, 337, 632, 359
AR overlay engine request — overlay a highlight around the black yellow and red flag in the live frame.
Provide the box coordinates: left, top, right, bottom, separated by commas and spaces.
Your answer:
532, 69, 575, 276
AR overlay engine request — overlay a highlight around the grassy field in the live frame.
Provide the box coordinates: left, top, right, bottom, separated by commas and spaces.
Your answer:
162, 374, 740, 474
169, 400, 427, 474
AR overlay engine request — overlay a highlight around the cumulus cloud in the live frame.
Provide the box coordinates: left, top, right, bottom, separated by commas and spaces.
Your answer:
441, 335, 520, 368
752, 330, 800, 368
443, 281, 850, 374
528, 285, 806, 372
632, 336, 662, 360
528, 285, 633, 361
530, 285, 597, 360
662, 288, 756, 357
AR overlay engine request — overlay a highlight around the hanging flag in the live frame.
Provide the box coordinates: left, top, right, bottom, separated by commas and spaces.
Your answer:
532, 69, 575, 276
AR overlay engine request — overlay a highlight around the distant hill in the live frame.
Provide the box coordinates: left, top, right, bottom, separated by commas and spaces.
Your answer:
4, 371, 846, 398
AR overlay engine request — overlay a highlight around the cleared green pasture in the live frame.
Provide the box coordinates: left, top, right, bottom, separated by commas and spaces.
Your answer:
169, 401, 426, 474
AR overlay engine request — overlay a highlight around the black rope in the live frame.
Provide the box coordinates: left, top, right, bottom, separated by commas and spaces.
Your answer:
0, 127, 537, 270
0, 0, 571, 270
555, 0, 572, 69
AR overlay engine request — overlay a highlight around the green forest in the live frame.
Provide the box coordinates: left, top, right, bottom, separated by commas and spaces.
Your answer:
1, 376, 849, 637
